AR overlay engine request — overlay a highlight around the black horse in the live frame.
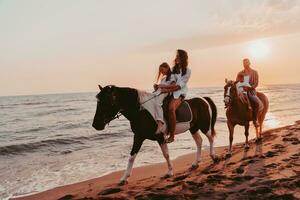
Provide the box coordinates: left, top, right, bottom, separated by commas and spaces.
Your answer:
93, 85, 218, 185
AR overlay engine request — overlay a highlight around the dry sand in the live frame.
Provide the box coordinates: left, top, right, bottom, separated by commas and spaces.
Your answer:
13, 121, 300, 200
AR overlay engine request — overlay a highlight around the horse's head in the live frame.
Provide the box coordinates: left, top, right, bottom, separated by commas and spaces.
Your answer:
92, 85, 120, 130
223, 78, 237, 107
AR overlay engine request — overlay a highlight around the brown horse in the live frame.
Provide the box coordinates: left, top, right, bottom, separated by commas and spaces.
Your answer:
224, 79, 269, 155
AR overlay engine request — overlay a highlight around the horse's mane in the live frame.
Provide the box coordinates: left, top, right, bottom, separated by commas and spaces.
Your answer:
115, 86, 140, 109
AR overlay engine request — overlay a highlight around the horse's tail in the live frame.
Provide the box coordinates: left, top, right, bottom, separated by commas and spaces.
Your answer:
204, 97, 217, 138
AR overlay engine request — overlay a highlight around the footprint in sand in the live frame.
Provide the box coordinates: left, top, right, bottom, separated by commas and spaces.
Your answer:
264, 163, 280, 168
186, 180, 205, 187
231, 175, 254, 182
264, 150, 279, 157
206, 174, 227, 184
282, 136, 300, 145
172, 174, 189, 182
58, 194, 75, 200
233, 167, 244, 174
272, 144, 285, 150
98, 187, 122, 196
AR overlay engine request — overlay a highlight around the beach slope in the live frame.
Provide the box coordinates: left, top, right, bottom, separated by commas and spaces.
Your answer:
14, 121, 300, 200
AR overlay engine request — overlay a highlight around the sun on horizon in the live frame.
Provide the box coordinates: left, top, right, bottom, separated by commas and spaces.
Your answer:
246, 39, 271, 60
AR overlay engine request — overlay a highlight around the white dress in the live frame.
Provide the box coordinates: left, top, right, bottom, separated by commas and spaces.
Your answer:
153, 75, 176, 123
138, 74, 176, 125
236, 75, 251, 95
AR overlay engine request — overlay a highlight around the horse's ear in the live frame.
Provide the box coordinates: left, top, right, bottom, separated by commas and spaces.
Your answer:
98, 85, 103, 90
225, 78, 228, 83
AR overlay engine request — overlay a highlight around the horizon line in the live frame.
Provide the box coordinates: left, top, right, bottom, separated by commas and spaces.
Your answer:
1, 82, 299, 98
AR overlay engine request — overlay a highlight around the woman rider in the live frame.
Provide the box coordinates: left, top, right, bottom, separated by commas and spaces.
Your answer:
158, 49, 191, 143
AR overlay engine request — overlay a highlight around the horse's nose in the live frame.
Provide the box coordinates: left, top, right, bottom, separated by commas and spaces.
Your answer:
92, 121, 105, 130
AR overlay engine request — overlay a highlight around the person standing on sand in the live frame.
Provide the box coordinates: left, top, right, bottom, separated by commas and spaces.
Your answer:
236, 58, 260, 127
159, 49, 191, 143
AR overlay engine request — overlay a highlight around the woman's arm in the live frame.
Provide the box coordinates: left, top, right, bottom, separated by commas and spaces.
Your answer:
178, 69, 191, 89
158, 83, 180, 93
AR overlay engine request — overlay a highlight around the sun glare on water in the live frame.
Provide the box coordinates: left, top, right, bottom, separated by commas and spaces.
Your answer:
246, 39, 271, 59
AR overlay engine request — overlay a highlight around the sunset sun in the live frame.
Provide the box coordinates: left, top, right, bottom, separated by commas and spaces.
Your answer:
246, 39, 271, 59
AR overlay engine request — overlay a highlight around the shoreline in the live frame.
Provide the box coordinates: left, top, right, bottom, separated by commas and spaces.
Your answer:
12, 121, 300, 200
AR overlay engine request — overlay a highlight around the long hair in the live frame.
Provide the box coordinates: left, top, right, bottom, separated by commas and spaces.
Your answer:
157, 62, 171, 83
172, 49, 188, 76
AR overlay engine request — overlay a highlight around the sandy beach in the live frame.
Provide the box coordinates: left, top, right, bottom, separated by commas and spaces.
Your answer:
12, 121, 300, 200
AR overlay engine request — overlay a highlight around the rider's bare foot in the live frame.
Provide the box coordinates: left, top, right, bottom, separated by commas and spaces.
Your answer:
166, 135, 175, 143
156, 121, 164, 134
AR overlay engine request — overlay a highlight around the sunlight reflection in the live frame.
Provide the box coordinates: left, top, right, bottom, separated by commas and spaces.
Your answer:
264, 112, 280, 128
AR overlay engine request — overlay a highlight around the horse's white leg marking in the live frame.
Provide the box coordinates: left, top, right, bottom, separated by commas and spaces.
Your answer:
206, 133, 216, 160
160, 143, 173, 177
120, 153, 137, 183
192, 132, 203, 167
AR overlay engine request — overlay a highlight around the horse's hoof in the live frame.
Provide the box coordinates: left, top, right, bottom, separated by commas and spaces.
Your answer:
212, 155, 221, 163
225, 152, 232, 159
255, 137, 262, 144
190, 163, 199, 170
244, 145, 250, 151
118, 180, 128, 186
161, 173, 173, 179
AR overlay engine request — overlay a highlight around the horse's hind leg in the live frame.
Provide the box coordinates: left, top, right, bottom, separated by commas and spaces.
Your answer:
244, 123, 250, 150
205, 131, 217, 161
159, 143, 173, 178
190, 131, 203, 169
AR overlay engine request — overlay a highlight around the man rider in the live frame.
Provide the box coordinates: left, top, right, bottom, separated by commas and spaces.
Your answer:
236, 58, 260, 127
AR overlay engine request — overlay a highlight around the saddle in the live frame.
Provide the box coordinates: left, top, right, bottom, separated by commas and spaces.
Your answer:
162, 95, 192, 133
239, 93, 264, 112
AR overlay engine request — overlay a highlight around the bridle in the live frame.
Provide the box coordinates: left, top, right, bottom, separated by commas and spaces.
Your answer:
224, 85, 233, 108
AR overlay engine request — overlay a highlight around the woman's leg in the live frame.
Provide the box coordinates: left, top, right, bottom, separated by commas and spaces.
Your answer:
167, 98, 182, 143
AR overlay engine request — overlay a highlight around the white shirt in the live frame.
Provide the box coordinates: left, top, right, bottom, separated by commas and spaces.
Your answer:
243, 75, 250, 84
236, 81, 251, 94
173, 68, 191, 99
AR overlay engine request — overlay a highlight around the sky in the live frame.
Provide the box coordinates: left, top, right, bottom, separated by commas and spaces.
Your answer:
0, 0, 300, 96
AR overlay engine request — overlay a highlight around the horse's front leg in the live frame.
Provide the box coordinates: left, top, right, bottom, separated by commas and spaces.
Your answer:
244, 123, 250, 150
226, 121, 235, 157
119, 136, 144, 185
159, 143, 173, 178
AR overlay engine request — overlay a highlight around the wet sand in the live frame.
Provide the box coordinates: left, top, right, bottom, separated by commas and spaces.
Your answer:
13, 121, 300, 200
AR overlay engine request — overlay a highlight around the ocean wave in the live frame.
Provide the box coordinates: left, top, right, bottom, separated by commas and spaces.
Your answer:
0, 138, 84, 156
34, 108, 78, 117
0, 102, 48, 108
15, 127, 48, 134
0, 132, 125, 156
271, 107, 300, 113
